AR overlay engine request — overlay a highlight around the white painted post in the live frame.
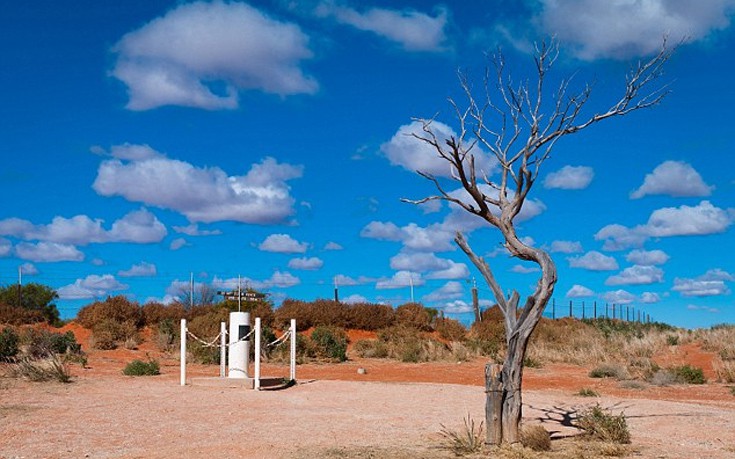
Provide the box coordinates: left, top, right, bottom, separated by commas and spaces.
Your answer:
180, 319, 187, 386
254, 317, 261, 390
228, 311, 248, 378
219, 321, 226, 378
290, 319, 296, 382
244, 312, 251, 378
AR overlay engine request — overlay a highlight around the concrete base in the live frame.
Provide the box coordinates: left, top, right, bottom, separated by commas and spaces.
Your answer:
189, 376, 291, 390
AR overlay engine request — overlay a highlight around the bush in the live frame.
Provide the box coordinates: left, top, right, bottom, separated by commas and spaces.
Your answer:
714, 359, 735, 384
274, 299, 350, 330
0, 304, 45, 325
310, 326, 348, 362
439, 414, 484, 456
0, 327, 19, 361
352, 339, 389, 359
10, 355, 72, 383
435, 317, 467, 342
649, 369, 677, 386
576, 404, 630, 444
23, 329, 81, 358
395, 303, 433, 331
377, 325, 450, 362
141, 302, 187, 327
589, 363, 628, 380
123, 358, 160, 376
520, 424, 551, 451
670, 364, 706, 384
347, 303, 395, 331
153, 318, 179, 352
576, 388, 599, 397
90, 319, 140, 350
77, 296, 143, 330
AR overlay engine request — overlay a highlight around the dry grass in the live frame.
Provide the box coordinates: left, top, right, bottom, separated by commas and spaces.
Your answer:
8, 354, 72, 383
438, 414, 485, 456
714, 358, 735, 383
520, 425, 551, 451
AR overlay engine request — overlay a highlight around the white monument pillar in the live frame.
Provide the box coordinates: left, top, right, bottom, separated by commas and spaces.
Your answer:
228, 311, 250, 378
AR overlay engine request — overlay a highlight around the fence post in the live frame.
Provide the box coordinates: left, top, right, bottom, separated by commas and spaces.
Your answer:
582, 301, 585, 319
254, 317, 261, 390
220, 321, 226, 378
552, 298, 556, 320
593, 301, 597, 319
485, 363, 503, 445
180, 319, 187, 386
612, 304, 616, 319
290, 319, 297, 381
569, 300, 573, 318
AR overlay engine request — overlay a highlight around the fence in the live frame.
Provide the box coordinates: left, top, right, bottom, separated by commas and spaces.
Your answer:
541, 299, 652, 323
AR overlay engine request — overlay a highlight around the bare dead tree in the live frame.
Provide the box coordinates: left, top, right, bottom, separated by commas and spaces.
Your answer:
405, 40, 674, 444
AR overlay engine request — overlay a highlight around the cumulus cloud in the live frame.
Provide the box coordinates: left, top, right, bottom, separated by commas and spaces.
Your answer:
422, 281, 464, 302
426, 260, 470, 279
442, 300, 474, 314
375, 271, 424, 289
566, 284, 594, 298
287, 256, 324, 270
550, 240, 583, 254
602, 289, 636, 305
342, 294, 368, 304
538, 0, 735, 60
324, 241, 343, 250
15, 242, 84, 262
626, 249, 669, 266
568, 251, 619, 271
19, 263, 38, 275
596, 201, 734, 250
93, 147, 303, 224
211, 270, 300, 291
631, 161, 714, 199
58, 274, 128, 300
510, 264, 540, 274
315, 2, 448, 52
172, 223, 222, 236
170, 238, 188, 250
361, 221, 456, 252
0, 209, 166, 246
112, 1, 317, 110
673, 269, 733, 297
543, 165, 594, 190
641, 292, 661, 303
0, 238, 10, 257
381, 121, 496, 178
333, 274, 375, 286
258, 234, 308, 253
390, 252, 451, 272
118, 261, 157, 277
605, 265, 664, 286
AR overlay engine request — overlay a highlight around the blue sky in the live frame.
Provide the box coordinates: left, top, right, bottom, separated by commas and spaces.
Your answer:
1, 0, 734, 329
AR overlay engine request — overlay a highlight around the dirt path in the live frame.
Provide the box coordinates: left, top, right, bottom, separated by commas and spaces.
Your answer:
2, 370, 734, 459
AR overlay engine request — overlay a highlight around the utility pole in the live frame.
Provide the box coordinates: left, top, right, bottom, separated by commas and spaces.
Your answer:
409, 275, 414, 303
17, 266, 22, 308
471, 277, 481, 323
189, 272, 194, 310
333, 276, 339, 303
238, 275, 242, 312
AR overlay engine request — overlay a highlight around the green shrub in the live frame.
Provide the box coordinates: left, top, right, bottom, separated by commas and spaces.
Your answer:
23, 329, 81, 358
123, 358, 160, 376
576, 388, 599, 397
670, 364, 706, 384
576, 404, 630, 444
0, 327, 20, 361
310, 326, 348, 362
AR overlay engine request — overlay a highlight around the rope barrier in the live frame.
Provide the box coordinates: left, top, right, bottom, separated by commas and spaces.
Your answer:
186, 327, 255, 348
266, 329, 291, 348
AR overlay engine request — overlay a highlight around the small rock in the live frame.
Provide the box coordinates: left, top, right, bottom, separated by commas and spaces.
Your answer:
357, 367, 367, 375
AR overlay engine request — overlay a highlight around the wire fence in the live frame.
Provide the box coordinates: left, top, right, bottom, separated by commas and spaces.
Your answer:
541, 299, 653, 323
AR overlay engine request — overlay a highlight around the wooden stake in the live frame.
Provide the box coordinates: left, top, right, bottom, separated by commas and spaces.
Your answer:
485, 363, 503, 445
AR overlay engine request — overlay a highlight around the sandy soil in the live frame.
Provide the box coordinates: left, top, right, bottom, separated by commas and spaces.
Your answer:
1, 326, 734, 458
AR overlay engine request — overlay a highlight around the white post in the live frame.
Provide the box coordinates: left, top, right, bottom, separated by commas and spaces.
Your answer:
228, 311, 248, 378
290, 319, 296, 382
219, 321, 226, 378
180, 319, 187, 386
254, 317, 261, 390
244, 312, 251, 378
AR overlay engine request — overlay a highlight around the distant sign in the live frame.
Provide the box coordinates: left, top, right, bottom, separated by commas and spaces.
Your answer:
218, 290, 266, 301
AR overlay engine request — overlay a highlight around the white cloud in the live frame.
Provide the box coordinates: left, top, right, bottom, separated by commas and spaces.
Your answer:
426, 260, 470, 279
333, 274, 375, 286
287, 256, 324, 270
442, 300, 474, 314
538, 0, 735, 60
361, 221, 456, 252
568, 251, 619, 271
381, 121, 496, 178
118, 261, 157, 277
0, 209, 167, 246
510, 264, 540, 274
543, 165, 594, 190
172, 223, 222, 236
645, 201, 732, 237
641, 292, 661, 304
596, 201, 734, 250
342, 294, 368, 304
626, 249, 670, 266
18, 263, 38, 275
315, 3, 448, 52
0, 238, 10, 257
170, 238, 188, 250
94, 149, 303, 225
390, 252, 449, 272
265, 271, 301, 288
566, 284, 594, 298
606, 265, 664, 286
259, 234, 308, 253
422, 281, 464, 302
58, 274, 129, 300
376, 271, 424, 289
15, 242, 84, 262
602, 289, 636, 305
673, 269, 733, 297
324, 241, 343, 250
687, 304, 720, 314
106, 143, 163, 161
112, 1, 317, 110
631, 161, 714, 199
550, 240, 583, 254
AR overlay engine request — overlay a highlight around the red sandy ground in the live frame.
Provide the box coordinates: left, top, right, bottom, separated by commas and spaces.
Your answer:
1, 323, 734, 458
